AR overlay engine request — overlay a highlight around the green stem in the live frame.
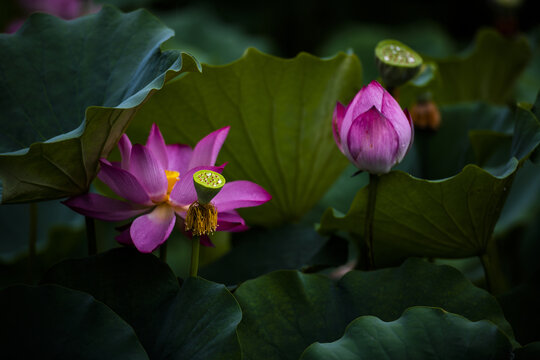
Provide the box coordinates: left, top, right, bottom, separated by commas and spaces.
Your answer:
366, 174, 378, 269
160, 242, 168, 262
27, 202, 38, 283
480, 239, 508, 295
190, 236, 200, 277
85, 216, 97, 256
361, 174, 379, 270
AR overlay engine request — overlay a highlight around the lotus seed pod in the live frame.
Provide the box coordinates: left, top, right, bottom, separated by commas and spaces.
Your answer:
375, 39, 423, 89
193, 169, 226, 204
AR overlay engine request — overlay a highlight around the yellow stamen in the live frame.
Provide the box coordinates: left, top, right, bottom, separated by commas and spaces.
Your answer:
165, 170, 180, 195
185, 201, 218, 236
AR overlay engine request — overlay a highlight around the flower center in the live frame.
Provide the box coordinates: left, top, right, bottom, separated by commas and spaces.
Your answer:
165, 170, 180, 195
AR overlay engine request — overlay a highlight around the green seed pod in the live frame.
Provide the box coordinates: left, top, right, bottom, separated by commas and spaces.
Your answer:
375, 39, 423, 89
193, 170, 226, 204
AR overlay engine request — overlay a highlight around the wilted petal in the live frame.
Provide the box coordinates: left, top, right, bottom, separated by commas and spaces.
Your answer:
188, 126, 230, 169
130, 144, 168, 202
199, 235, 214, 247
212, 181, 271, 212
333, 102, 346, 152
169, 165, 225, 206
118, 134, 132, 170
63, 193, 148, 221
97, 160, 152, 205
146, 123, 169, 170
130, 204, 176, 253
115, 227, 134, 245
166, 144, 193, 175
347, 107, 399, 174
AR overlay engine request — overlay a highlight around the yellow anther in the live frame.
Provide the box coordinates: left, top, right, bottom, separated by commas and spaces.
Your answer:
165, 170, 180, 195
185, 201, 218, 236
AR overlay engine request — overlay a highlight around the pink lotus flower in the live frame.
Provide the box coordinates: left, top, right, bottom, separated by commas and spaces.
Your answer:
63, 124, 271, 253
333, 80, 414, 174
5, 0, 101, 33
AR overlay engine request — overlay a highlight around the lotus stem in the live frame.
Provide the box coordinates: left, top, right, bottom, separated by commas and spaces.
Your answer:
362, 173, 379, 270
85, 216, 97, 255
480, 240, 508, 295
27, 202, 37, 283
190, 236, 200, 277
160, 242, 167, 262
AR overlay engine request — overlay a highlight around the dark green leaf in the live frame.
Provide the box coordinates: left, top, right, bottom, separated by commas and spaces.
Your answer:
200, 223, 337, 285
0, 6, 200, 203
127, 49, 362, 226
300, 307, 513, 360
0, 284, 148, 359
42, 247, 242, 360
400, 29, 531, 106
234, 258, 514, 360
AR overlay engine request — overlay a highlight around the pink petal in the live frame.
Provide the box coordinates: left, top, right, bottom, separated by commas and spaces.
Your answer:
347, 106, 399, 174
166, 144, 193, 175
212, 181, 272, 212
130, 144, 168, 202
169, 165, 226, 206
62, 193, 148, 221
97, 160, 152, 205
381, 90, 413, 162
146, 124, 169, 170
333, 102, 346, 152
340, 81, 385, 159
217, 210, 247, 231
130, 204, 176, 253
118, 134, 132, 170
404, 109, 415, 153
188, 126, 230, 169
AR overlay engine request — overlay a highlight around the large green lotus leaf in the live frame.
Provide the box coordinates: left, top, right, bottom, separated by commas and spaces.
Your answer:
0, 6, 200, 204
234, 258, 514, 360
400, 29, 531, 107
300, 307, 513, 360
42, 248, 242, 360
127, 48, 362, 226
0, 284, 148, 359
318, 104, 540, 265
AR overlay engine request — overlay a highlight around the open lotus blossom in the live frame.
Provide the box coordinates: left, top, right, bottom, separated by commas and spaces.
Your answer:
333, 80, 414, 174
63, 124, 271, 253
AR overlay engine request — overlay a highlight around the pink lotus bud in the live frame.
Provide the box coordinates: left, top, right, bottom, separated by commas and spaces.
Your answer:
333, 80, 414, 174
